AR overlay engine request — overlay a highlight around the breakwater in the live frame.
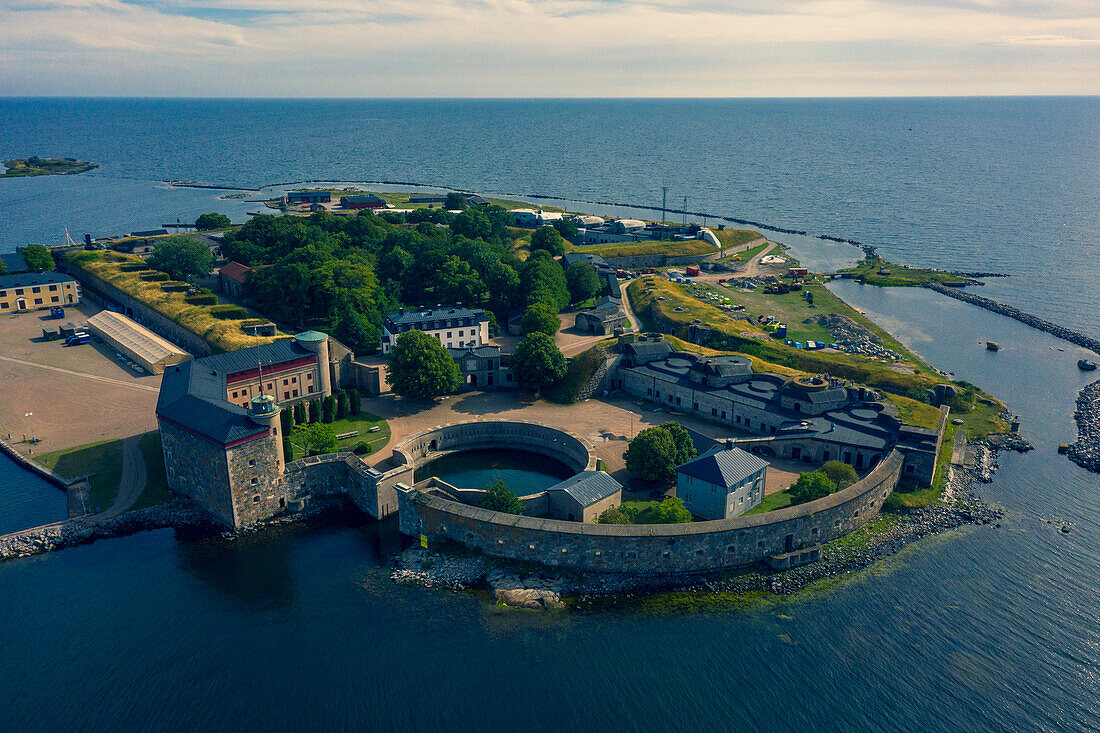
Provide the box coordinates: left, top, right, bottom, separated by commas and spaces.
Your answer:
0, 437, 71, 489
1067, 378, 1100, 474
924, 283, 1100, 356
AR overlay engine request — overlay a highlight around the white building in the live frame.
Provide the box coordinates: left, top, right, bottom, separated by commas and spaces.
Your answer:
381, 306, 490, 355
511, 209, 564, 227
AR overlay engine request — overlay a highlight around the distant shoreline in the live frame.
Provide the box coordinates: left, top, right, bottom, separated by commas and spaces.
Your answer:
1, 157, 98, 179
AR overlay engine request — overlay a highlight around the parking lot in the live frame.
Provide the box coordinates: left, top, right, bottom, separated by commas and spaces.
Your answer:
0, 302, 162, 454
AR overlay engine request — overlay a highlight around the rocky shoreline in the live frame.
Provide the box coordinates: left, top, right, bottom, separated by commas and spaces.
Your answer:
1066, 378, 1100, 473
390, 437, 1024, 609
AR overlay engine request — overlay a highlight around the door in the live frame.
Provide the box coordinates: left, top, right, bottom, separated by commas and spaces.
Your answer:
15, 298, 27, 311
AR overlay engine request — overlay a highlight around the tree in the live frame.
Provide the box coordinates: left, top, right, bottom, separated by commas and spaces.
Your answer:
347, 388, 361, 415
552, 218, 579, 238
148, 235, 213, 281
821, 460, 858, 490
623, 426, 679, 483
282, 435, 295, 461
788, 471, 837, 505
565, 262, 600, 304
292, 422, 338, 456
635, 497, 693, 524
21, 245, 54, 272
444, 192, 468, 210
510, 332, 567, 392
521, 303, 561, 337
322, 395, 335, 424
279, 407, 293, 436
293, 402, 307, 425
596, 506, 632, 525
530, 226, 565, 256
451, 208, 490, 240
333, 299, 380, 354
660, 421, 697, 465
386, 330, 461, 399
336, 391, 348, 419
481, 476, 525, 515
308, 399, 321, 424
194, 212, 231, 231
520, 251, 570, 312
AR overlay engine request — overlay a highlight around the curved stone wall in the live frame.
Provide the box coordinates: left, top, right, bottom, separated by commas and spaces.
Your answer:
398, 450, 903, 574
391, 420, 597, 475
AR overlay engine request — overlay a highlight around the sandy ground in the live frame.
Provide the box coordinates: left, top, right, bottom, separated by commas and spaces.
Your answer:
0, 303, 161, 454
360, 390, 800, 494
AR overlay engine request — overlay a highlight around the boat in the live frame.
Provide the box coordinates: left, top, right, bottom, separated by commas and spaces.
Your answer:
986, 341, 1000, 351
1079, 359, 1098, 371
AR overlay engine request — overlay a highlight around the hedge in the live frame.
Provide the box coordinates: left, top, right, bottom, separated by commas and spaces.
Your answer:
210, 305, 250, 320
185, 294, 219, 306
140, 271, 170, 282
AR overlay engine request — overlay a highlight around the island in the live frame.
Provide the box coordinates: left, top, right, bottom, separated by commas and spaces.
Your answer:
1, 187, 1042, 611
2, 157, 98, 178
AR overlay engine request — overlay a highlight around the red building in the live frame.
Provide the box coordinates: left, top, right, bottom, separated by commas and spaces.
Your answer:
340, 194, 386, 210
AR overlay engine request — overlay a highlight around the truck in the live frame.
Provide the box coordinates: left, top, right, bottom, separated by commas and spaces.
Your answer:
64, 332, 90, 346
685, 266, 700, 277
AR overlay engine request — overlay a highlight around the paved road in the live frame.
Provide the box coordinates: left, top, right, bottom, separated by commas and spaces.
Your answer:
0, 355, 160, 393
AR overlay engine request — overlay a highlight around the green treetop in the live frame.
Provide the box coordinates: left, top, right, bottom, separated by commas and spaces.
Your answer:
148, 235, 213, 281
510, 332, 567, 392
386, 330, 461, 399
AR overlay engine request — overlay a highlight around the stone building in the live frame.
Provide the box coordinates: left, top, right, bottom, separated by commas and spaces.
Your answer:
545, 471, 622, 523
677, 444, 768, 519
448, 345, 515, 390
381, 305, 490, 354
575, 298, 631, 335
156, 331, 340, 529
613, 335, 942, 484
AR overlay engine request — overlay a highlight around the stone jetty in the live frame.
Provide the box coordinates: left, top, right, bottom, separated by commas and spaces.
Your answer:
1067, 378, 1100, 473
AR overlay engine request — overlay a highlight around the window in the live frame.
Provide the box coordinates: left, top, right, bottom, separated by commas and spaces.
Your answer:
34, 298, 42, 305
32, 287, 41, 293
0, 303, 7, 310
49, 285, 57, 291
14, 289, 23, 295
306, 373, 312, 380
250, 477, 258, 485
307, 385, 314, 393
232, 391, 238, 398
50, 296, 59, 303
711, 408, 717, 417
248, 459, 256, 467
292, 389, 298, 397
283, 379, 289, 386
291, 377, 297, 383
447, 331, 452, 339
252, 495, 260, 503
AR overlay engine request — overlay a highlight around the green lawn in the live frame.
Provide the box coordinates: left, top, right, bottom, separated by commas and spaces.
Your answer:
839, 259, 970, 286
574, 238, 716, 259
712, 228, 763, 249
133, 432, 170, 510
287, 412, 391, 460
884, 424, 956, 509
825, 512, 902, 551
720, 240, 772, 263
38, 439, 123, 513
742, 490, 794, 516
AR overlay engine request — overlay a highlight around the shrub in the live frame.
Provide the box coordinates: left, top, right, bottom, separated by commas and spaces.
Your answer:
322, 395, 335, 424
140, 271, 170, 282
596, 506, 632, 524
789, 471, 837, 505
352, 441, 372, 456
308, 399, 321, 424
821, 460, 859, 490
282, 436, 295, 461
635, 497, 693, 524
335, 391, 348, 419
481, 477, 524, 515
293, 402, 307, 425
161, 281, 190, 293
185, 294, 219, 306
210, 305, 250, 320
347, 388, 360, 415
279, 408, 293, 436
120, 263, 150, 272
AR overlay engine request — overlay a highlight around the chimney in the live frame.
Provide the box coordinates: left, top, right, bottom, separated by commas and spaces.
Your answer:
725, 439, 733, 450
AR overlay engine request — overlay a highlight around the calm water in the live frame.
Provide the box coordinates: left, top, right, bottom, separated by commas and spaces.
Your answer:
0, 99, 1098, 730
417, 448, 572, 494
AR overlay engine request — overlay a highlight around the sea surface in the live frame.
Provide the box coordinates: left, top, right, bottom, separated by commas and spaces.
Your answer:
0, 99, 1098, 731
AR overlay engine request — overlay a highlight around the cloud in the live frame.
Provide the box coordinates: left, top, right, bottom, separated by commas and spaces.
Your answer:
0, 0, 1097, 94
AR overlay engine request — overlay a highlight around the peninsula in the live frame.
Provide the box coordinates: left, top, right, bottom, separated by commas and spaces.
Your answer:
1, 157, 98, 178
0, 188, 1032, 609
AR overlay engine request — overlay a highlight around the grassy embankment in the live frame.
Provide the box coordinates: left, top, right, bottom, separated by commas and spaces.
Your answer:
543, 343, 611, 404
720, 240, 772, 263
286, 412, 391, 461
37, 431, 173, 514
66, 250, 280, 354
838, 258, 972, 286
570, 239, 716, 259
2, 157, 97, 178
711, 228, 763, 250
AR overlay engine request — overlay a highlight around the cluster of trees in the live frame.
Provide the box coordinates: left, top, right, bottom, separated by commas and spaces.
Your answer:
518, 250, 569, 338
565, 262, 601, 304
219, 207, 536, 354
386, 331, 461, 399
278, 387, 361, 457
597, 497, 692, 525
21, 244, 55, 273
481, 477, 525, 515
194, 212, 232, 231
623, 422, 697, 483
148, 236, 213, 281
788, 460, 858, 505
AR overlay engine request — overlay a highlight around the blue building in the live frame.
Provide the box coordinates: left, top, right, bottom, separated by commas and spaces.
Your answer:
676, 443, 769, 520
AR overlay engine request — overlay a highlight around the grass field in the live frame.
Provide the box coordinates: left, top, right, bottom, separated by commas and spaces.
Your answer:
742, 490, 794, 516
66, 250, 280, 353
573, 238, 716, 259
839, 258, 970, 286
286, 412, 391, 460
133, 432, 170, 510
711, 228, 763, 249
720, 241, 772, 263
38, 439, 122, 513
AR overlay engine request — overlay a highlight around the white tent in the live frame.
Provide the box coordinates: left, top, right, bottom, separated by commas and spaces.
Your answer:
86, 311, 192, 374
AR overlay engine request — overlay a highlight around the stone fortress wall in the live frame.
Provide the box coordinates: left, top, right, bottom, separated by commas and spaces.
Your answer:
398, 450, 903, 574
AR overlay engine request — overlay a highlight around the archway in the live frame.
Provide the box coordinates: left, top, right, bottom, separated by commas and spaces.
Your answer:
466, 373, 478, 389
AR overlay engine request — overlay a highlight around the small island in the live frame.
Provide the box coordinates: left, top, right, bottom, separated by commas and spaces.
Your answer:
2, 157, 98, 178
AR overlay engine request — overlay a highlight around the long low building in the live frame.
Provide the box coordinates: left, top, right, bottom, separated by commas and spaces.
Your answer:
86, 310, 192, 374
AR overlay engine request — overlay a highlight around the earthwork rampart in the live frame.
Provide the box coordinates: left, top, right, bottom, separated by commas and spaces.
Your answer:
399, 450, 903, 574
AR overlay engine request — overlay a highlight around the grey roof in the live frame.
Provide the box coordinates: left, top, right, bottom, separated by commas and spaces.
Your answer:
196, 337, 313, 376
624, 340, 674, 358
341, 194, 384, 203
156, 360, 269, 445
578, 304, 626, 324
385, 306, 487, 329
0, 271, 75, 289
677, 447, 768, 488
448, 345, 501, 359
561, 253, 608, 269
547, 471, 622, 507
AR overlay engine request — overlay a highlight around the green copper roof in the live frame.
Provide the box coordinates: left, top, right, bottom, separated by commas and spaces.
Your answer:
294, 330, 328, 342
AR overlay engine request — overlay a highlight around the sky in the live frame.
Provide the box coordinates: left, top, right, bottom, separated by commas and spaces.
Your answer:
0, 0, 1098, 97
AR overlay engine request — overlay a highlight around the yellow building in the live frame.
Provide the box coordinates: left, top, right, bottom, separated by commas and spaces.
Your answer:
0, 272, 81, 314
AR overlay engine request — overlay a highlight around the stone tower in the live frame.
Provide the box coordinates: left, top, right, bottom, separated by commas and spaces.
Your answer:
247, 394, 284, 470
294, 330, 332, 397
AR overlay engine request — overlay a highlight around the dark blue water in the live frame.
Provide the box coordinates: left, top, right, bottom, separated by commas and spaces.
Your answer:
418, 448, 572, 493
0, 98, 1098, 731
0, 458, 66, 534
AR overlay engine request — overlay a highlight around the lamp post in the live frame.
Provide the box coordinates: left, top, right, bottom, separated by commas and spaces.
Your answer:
24, 412, 35, 444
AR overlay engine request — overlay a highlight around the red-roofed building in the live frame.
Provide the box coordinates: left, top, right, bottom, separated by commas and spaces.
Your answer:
218, 261, 251, 298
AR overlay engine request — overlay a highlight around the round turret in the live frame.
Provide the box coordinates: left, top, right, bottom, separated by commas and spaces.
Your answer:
248, 395, 285, 469
294, 330, 332, 397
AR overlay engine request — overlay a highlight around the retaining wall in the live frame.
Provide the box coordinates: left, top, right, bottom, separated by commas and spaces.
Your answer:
390, 420, 596, 474
398, 450, 903, 574
0, 438, 70, 489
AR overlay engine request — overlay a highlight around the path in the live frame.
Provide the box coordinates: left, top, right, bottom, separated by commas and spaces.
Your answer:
0, 355, 160, 393
92, 435, 147, 520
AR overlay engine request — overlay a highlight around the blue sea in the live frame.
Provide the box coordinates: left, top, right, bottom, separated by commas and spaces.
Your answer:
0, 98, 1098, 731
